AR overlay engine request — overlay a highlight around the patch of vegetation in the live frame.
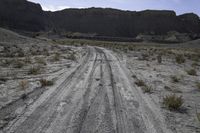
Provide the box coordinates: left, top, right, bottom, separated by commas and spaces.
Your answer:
135, 79, 145, 87
196, 82, 200, 90
128, 46, 134, 51
197, 113, 200, 122
19, 80, 28, 100
175, 54, 185, 64
1, 59, 12, 67
0, 77, 7, 82
67, 52, 76, 61
53, 53, 61, 61
142, 85, 153, 93
25, 56, 32, 64
13, 59, 24, 68
40, 79, 54, 87
157, 54, 162, 64
192, 62, 199, 68
186, 69, 197, 76
140, 53, 149, 61
171, 75, 180, 83
35, 57, 46, 65
164, 86, 172, 91
28, 66, 41, 75
135, 79, 152, 93
163, 94, 183, 110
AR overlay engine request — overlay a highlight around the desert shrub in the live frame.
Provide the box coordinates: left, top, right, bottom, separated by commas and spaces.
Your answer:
13, 59, 24, 68
142, 85, 153, 93
19, 80, 28, 91
1, 59, 12, 67
196, 113, 200, 122
17, 50, 25, 57
157, 54, 162, 64
196, 82, 200, 90
140, 53, 149, 61
128, 46, 134, 51
25, 56, 32, 64
163, 94, 183, 110
67, 53, 76, 61
28, 66, 40, 75
135, 79, 152, 93
186, 69, 197, 76
175, 54, 185, 64
0, 77, 7, 83
171, 76, 180, 83
135, 79, 145, 87
35, 57, 46, 65
53, 53, 61, 61
190, 55, 199, 62
192, 62, 199, 67
164, 86, 172, 91
40, 79, 54, 87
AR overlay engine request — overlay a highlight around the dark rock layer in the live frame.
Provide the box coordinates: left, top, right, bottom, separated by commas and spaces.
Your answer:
0, 0, 200, 37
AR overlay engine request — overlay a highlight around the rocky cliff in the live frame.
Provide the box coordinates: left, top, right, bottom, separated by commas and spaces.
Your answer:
0, 0, 200, 38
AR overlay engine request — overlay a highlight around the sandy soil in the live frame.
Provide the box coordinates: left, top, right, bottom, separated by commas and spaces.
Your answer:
0, 28, 200, 133
0, 46, 174, 133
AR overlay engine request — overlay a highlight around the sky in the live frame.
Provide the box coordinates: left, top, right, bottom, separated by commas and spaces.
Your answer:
28, 0, 200, 16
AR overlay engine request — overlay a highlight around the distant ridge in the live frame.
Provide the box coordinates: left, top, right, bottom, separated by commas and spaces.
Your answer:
0, 0, 200, 38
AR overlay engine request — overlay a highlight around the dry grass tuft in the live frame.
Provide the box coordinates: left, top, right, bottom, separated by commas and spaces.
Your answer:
163, 94, 183, 110
142, 85, 153, 93
175, 54, 185, 64
135, 79, 145, 87
196, 82, 200, 90
186, 69, 197, 76
171, 75, 180, 83
28, 66, 41, 75
19, 80, 28, 91
40, 79, 54, 87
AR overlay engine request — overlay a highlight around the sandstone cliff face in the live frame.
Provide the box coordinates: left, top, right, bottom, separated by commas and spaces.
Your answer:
0, 0, 200, 37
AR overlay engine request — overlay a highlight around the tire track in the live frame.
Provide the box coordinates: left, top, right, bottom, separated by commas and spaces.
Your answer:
65, 51, 104, 133
3, 47, 96, 133
100, 49, 129, 133
78, 52, 115, 133
102, 48, 173, 133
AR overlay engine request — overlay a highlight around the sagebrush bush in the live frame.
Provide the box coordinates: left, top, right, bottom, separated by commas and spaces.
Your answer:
163, 94, 183, 110
40, 79, 54, 87
67, 53, 76, 61
35, 57, 46, 65
186, 69, 197, 76
196, 82, 200, 90
19, 80, 28, 91
53, 53, 61, 61
135, 80, 145, 87
176, 54, 185, 64
197, 113, 200, 122
171, 76, 180, 83
25, 56, 32, 64
28, 66, 40, 75
135, 79, 152, 93
13, 59, 24, 68
142, 85, 153, 93
157, 54, 162, 64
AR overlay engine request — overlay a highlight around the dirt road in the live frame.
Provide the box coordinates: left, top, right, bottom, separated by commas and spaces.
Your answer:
1, 47, 172, 133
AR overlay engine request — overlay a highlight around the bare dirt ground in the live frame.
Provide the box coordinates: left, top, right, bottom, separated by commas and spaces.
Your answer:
0, 28, 200, 133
